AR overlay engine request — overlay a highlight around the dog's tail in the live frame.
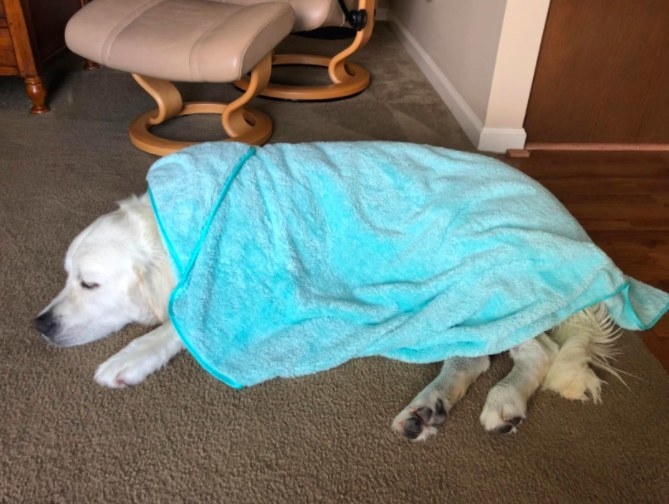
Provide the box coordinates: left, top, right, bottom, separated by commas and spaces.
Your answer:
542, 303, 624, 403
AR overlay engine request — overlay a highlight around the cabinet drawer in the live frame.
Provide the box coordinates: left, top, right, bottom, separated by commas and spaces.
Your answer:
0, 27, 17, 68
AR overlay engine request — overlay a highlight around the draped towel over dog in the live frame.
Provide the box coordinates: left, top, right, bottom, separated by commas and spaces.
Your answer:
147, 142, 669, 388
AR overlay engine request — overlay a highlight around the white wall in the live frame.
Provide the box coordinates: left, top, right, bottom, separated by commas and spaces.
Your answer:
388, 0, 549, 153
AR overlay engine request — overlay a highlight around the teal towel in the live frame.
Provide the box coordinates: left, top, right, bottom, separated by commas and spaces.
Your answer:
146, 142, 669, 388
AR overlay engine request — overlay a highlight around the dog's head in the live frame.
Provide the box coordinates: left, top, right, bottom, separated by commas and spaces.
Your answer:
34, 195, 174, 347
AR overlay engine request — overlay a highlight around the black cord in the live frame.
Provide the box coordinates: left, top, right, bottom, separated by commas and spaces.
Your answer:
337, 0, 368, 31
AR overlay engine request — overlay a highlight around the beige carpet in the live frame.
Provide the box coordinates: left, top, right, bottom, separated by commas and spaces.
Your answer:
1, 23, 669, 503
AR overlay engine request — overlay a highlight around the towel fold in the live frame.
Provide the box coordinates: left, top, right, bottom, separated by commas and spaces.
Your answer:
147, 142, 669, 388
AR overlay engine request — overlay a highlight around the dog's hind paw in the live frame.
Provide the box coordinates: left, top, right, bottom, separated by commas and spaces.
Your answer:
479, 384, 526, 434
392, 397, 449, 441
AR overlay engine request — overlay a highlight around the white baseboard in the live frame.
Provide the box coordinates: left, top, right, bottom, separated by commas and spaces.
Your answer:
478, 127, 527, 153
387, 14, 525, 153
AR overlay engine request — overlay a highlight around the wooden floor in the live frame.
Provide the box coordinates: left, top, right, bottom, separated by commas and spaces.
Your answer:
506, 151, 669, 373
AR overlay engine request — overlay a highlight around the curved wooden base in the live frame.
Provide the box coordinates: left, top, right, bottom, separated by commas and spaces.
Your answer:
235, 53, 370, 101
129, 102, 272, 157
235, 0, 376, 102
127, 53, 273, 156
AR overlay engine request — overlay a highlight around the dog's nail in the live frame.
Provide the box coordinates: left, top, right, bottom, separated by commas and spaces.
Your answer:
493, 423, 514, 434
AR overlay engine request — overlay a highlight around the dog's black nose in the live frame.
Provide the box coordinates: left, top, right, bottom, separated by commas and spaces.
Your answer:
34, 311, 57, 337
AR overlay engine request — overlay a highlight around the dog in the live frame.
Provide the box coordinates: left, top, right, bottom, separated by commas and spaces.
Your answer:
34, 193, 621, 441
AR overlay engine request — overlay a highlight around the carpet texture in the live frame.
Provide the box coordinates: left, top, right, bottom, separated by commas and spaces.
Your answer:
1, 23, 669, 503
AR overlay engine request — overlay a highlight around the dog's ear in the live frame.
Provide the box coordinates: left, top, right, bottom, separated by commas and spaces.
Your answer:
119, 193, 174, 323
132, 255, 173, 323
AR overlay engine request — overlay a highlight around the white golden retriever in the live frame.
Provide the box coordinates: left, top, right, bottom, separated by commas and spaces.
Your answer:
35, 194, 621, 441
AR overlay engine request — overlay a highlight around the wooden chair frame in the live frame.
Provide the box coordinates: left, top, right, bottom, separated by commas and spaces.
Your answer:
128, 53, 273, 156
235, 0, 376, 101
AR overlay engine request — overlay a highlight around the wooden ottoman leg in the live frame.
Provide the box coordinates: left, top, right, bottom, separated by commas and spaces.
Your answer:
223, 53, 273, 145
128, 75, 192, 156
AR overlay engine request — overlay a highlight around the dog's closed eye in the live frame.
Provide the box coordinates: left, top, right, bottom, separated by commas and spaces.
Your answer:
80, 281, 100, 290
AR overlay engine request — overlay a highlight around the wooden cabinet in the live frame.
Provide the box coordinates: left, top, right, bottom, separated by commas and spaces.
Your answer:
0, 0, 83, 113
524, 0, 669, 150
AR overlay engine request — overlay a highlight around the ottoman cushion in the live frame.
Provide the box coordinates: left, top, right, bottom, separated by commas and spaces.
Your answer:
65, 0, 295, 82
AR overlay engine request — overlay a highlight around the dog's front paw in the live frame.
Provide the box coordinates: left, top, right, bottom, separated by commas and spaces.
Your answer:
479, 384, 526, 434
94, 344, 158, 388
392, 396, 449, 441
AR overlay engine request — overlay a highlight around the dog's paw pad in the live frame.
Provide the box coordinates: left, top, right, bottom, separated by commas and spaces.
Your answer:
392, 398, 448, 441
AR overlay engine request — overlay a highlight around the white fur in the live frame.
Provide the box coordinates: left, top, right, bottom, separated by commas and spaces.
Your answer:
37, 195, 622, 438
392, 356, 490, 441
543, 303, 623, 402
36, 195, 181, 386
479, 334, 558, 433
94, 323, 183, 387
392, 307, 622, 440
